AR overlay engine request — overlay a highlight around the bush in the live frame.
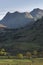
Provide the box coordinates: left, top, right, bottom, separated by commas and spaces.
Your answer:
26, 52, 32, 59
17, 53, 23, 59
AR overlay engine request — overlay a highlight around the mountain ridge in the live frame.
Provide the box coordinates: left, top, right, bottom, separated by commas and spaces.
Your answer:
0, 8, 43, 29
30, 8, 43, 20
0, 11, 34, 28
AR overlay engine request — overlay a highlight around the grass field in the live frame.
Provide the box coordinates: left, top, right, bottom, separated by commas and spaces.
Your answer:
0, 58, 43, 65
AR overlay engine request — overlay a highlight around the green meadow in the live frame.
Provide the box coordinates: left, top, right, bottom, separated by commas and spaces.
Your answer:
0, 58, 43, 65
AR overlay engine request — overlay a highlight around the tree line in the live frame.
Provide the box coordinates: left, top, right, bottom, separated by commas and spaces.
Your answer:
0, 48, 43, 59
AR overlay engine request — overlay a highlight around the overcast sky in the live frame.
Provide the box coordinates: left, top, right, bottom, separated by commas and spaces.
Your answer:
0, 0, 43, 20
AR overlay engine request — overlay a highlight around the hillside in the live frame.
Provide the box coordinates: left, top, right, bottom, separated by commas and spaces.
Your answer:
0, 17, 43, 50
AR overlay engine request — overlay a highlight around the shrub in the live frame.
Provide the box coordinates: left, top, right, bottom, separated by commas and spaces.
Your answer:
17, 53, 23, 59
26, 52, 32, 59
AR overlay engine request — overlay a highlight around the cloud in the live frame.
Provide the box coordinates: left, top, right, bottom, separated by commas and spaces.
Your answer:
0, 12, 7, 20
0, 15, 4, 20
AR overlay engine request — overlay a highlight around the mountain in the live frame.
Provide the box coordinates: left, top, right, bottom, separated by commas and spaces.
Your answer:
0, 8, 43, 29
0, 17, 43, 50
15, 17, 43, 43
0, 11, 34, 28
11, 17, 43, 43
0, 8, 43, 50
30, 8, 43, 20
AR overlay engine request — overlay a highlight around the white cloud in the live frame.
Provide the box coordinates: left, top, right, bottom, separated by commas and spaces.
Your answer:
0, 11, 7, 20
0, 15, 4, 20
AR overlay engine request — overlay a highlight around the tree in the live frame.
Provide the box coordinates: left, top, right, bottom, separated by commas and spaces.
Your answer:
26, 52, 32, 59
0, 48, 7, 56
1, 49, 5, 52
33, 50, 38, 57
17, 53, 23, 59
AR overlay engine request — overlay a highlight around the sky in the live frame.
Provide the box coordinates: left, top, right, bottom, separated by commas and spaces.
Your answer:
0, 0, 43, 20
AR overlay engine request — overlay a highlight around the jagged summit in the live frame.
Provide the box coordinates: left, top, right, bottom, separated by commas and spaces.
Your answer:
33, 8, 43, 12
0, 8, 43, 28
30, 8, 43, 20
0, 11, 34, 28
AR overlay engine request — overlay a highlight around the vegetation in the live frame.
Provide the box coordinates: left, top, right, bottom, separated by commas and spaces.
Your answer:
33, 50, 38, 57
26, 52, 32, 59
0, 48, 42, 59
0, 58, 42, 65
17, 53, 23, 59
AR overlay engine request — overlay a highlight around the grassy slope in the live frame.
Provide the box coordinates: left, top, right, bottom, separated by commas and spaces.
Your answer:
0, 58, 43, 65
